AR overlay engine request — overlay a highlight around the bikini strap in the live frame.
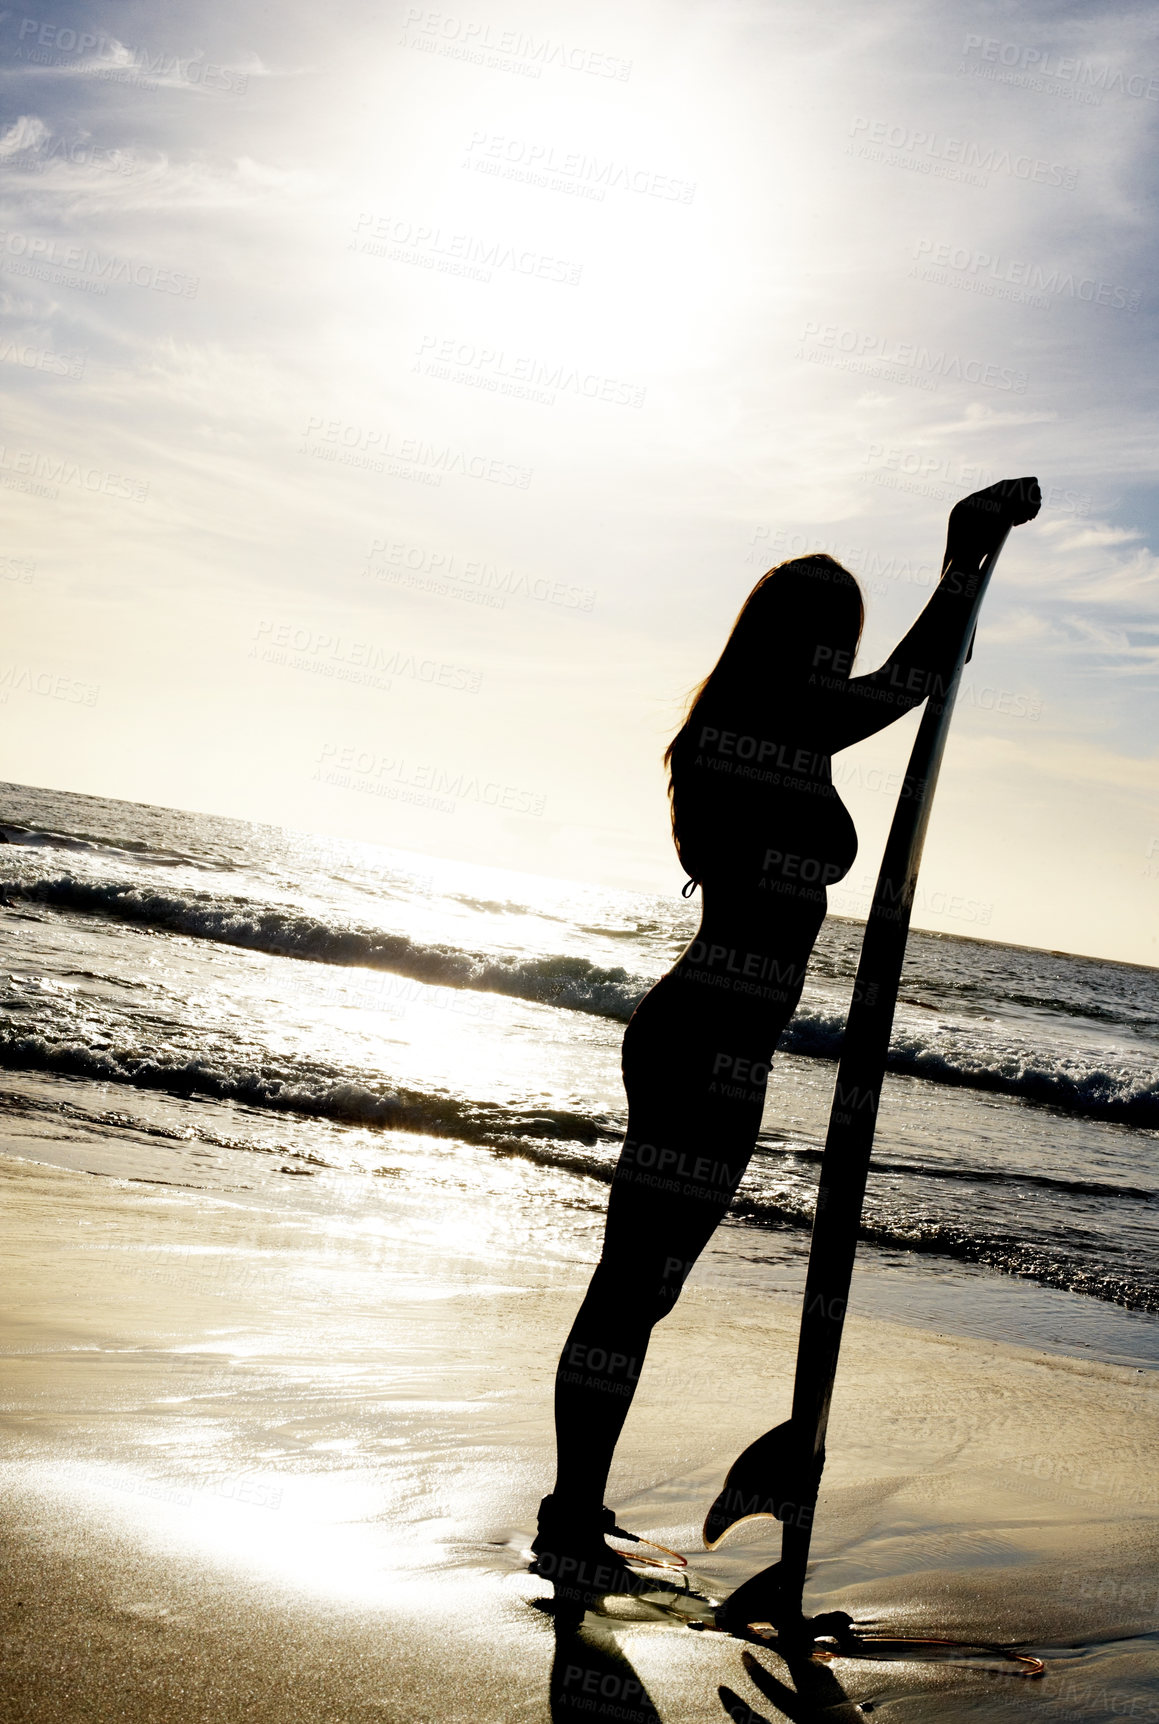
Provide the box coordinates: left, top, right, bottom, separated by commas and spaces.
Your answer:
680, 877, 698, 899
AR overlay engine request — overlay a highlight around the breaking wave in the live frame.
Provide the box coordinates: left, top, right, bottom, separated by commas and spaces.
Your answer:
0, 1025, 621, 1155
6, 872, 1158, 1126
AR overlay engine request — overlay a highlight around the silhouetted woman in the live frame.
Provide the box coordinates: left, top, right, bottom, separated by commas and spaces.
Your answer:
533, 481, 1039, 1597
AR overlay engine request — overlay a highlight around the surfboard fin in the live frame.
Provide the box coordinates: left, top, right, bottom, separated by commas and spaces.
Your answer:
702, 1420, 823, 1550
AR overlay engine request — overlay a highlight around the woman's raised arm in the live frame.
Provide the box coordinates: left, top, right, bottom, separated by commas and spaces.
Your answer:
821, 477, 1040, 753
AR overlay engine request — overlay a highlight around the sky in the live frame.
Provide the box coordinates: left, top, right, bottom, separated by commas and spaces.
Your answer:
1, 0, 1157, 964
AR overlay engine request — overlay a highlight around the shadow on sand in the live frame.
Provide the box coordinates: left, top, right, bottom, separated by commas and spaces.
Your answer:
547, 1604, 867, 1724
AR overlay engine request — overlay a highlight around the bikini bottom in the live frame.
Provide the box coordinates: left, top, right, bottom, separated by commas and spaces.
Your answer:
606, 967, 800, 1249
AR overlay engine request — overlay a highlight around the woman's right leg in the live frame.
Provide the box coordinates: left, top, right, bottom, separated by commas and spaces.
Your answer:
548, 1254, 676, 1520
543, 966, 775, 1533
547, 1118, 749, 1521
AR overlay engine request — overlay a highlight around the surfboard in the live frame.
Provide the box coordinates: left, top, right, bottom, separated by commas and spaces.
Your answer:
703, 501, 1036, 1627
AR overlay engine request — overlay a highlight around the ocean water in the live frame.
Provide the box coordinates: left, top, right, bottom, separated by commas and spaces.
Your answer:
2, 780, 1158, 1368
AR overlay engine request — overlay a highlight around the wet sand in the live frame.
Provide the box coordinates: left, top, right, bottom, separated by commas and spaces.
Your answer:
2, 1145, 1158, 1723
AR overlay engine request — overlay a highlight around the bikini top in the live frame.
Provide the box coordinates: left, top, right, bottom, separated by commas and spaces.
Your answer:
669, 571, 970, 895
668, 694, 859, 895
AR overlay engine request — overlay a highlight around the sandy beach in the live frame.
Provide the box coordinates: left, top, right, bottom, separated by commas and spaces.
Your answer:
3, 1136, 1158, 1724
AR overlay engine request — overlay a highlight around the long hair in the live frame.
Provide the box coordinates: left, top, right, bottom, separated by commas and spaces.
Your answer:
664, 554, 864, 871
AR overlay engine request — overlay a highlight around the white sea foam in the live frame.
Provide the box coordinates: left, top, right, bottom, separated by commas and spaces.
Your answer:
5, 869, 1156, 1125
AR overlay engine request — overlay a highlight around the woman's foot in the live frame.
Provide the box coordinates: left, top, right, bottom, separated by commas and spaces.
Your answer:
530, 1495, 656, 1604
